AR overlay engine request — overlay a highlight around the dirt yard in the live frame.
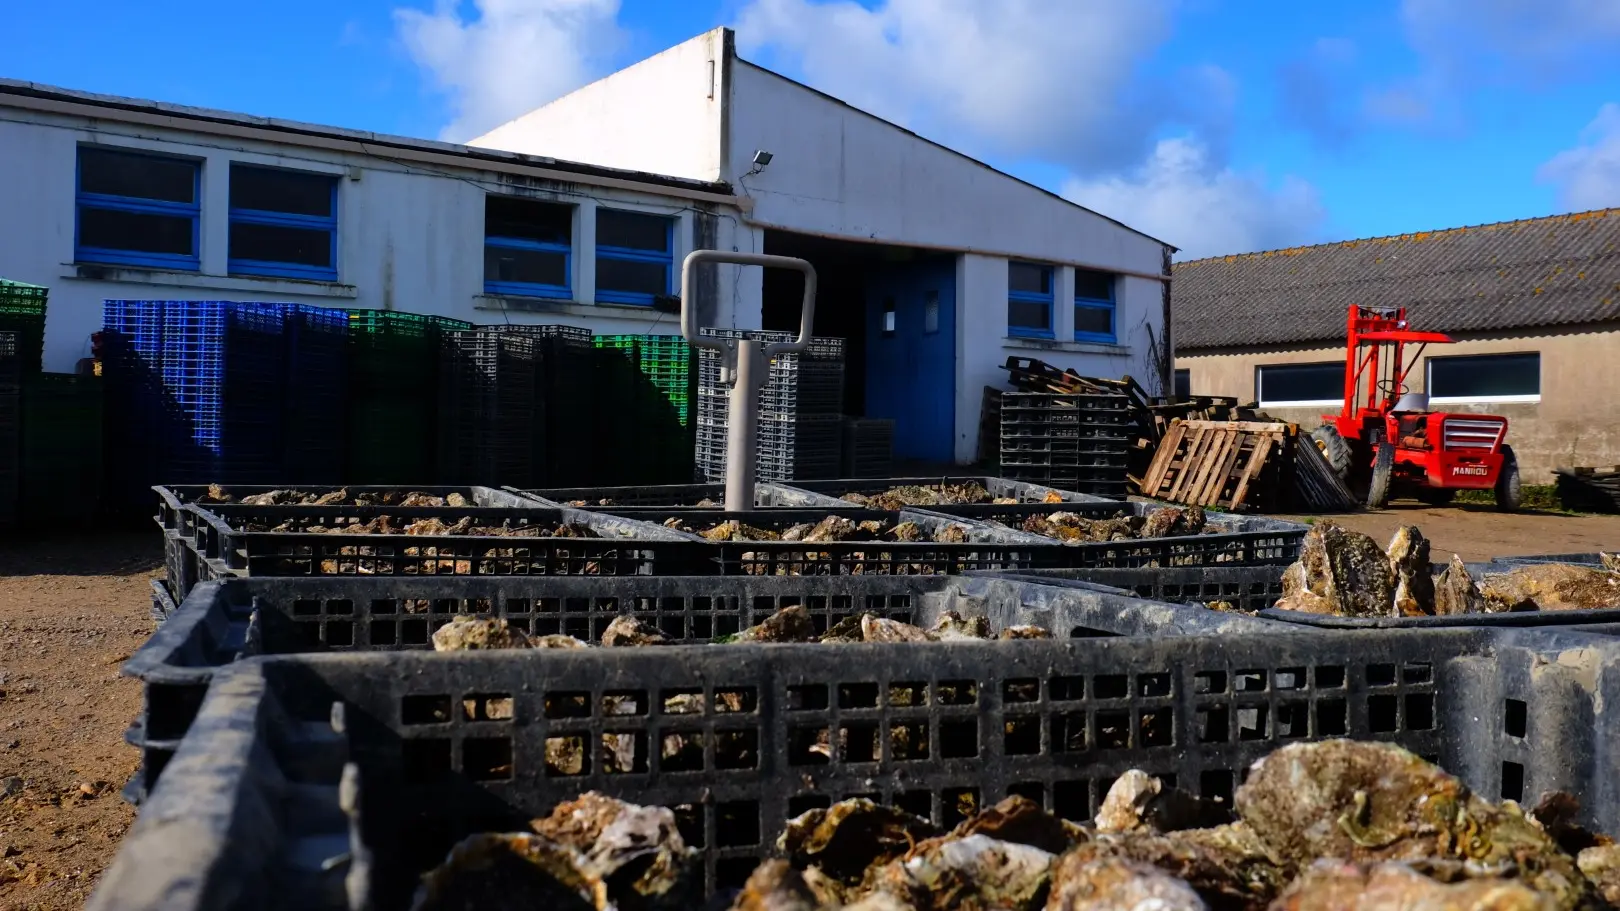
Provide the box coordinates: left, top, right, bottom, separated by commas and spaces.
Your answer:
1286, 503, 1620, 563
0, 532, 157, 911
0, 509, 1615, 909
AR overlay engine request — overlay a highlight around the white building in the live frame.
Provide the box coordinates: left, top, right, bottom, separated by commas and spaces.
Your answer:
0, 26, 1171, 466
0, 78, 746, 371
475, 28, 1173, 463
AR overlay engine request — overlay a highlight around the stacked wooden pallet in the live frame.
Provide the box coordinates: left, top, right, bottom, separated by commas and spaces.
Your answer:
1139, 419, 1359, 513
1555, 466, 1620, 513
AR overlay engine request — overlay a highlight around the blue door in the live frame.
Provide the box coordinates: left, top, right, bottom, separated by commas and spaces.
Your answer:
865, 259, 956, 462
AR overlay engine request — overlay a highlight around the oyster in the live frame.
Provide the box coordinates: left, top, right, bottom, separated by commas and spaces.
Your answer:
932, 524, 969, 544
1479, 564, 1620, 612
1387, 526, 1436, 617
999, 625, 1053, 640
409, 833, 602, 911
859, 615, 934, 643
1096, 770, 1162, 834
805, 516, 859, 543
431, 615, 533, 651
949, 796, 1083, 856
528, 793, 698, 908
533, 634, 590, 649
1047, 856, 1207, 911
929, 611, 991, 641
1273, 522, 1396, 617
891, 521, 926, 542
1060, 824, 1286, 911
777, 799, 941, 896
873, 834, 1054, 911
1234, 741, 1594, 910
728, 860, 822, 911
600, 616, 669, 647
1576, 845, 1620, 906
1270, 860, 1552, 911
1435, 555, 1489, 615
736, 606, 818, 643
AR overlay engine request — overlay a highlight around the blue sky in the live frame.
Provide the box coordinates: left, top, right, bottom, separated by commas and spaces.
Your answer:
8, 0, 1619, 259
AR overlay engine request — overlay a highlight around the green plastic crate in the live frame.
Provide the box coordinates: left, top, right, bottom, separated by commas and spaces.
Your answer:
18, 373, 102, 524
0, 279, 48, 377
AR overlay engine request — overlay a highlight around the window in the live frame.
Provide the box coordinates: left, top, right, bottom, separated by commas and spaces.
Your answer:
596, 209, 673, 306
882, 298, 897, 335
1174, 369, 1191, 399
485, 196, 572, 298
1256, 362, 1344, 407
1427, 353, 1540, 403
1073, 268, 1116, 342
1008, 262, 1053, 337
76, 146, 200, 270
228, 165, 339, 280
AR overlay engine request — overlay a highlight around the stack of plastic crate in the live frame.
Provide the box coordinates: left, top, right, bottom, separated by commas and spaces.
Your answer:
841, 416, 894, 478
498, 324, 596, 485
0, 278, 48, 377
19, 372, 103, 525
0, 332, 17, 526
695, 329, 845, 482
281, 305, 348, 484
345, 310, 471, 484
998, 391, 1134, 497
438, 328, 541, 486
594, 334, 695, 483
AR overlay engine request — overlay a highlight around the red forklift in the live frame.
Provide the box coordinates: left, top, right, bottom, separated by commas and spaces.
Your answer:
1310, 305, 1520, 510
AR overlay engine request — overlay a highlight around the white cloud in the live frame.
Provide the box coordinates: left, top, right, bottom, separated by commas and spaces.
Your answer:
1538, 104, 1620, 211
1062, 138, 1326, 260
734, 0, 1183, 172
1400, 0, 1620, 83
395, 0, 625, 142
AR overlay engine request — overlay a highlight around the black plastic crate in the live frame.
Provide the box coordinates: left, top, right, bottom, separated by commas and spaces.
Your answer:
520, 481, 807, 508
153, 484, 539, 536
92, 624, 1620, 910
119, 573, 1280, 803
183, 503, 703, 579
0, 330, 17, 391
984, 565, 1287, 615
438, 330, 541, 486
775, 476, 1121, 507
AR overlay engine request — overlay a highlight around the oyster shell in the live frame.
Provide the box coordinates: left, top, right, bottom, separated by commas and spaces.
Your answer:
1435, 555, 1490, 615
600, 615, 669, 647
929, 611, 991, 641
1479, 564, 1620, 612
1047, 856, 1208, 911
1270, 860, 1552, 911
777, 799, 941, 894
1387, 526, 1436, 617
874, 834, 1054, 911
1274, 522, 1397, 617
431, 615, 533, 651
728, 860, 822, 911
736, 606, 818, 643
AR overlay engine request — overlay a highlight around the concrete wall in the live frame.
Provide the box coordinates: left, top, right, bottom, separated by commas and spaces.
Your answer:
471, 29, 728, 183
1176, 329, 1620, 480
0, 109, 741, 372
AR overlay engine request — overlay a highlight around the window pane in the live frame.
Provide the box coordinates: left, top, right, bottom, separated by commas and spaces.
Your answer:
79, 206, 194, 255
1174, 369, 1191, 399
1429, 354, 1539, 399
79, 148, 196, 204
486, 196, 571, 245
1074, 304, 1113, 337
598, 256, 668, 296
1008, 298, 1050, 331
1008, 262, 1051, 295
1075, 269, 1114, 301
230, 222, 332, 267
1257, 362, 1343, 404
485, 245, 568, 289
597, 209, 670, 252
230, 166, 334, 217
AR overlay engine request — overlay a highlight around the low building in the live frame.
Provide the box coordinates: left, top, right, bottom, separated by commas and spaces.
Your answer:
0, 79, 748, 375
470, 28, 1174, 463
1173, 209, 1620, 480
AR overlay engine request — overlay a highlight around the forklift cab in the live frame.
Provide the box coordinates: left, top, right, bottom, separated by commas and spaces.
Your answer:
1392, 391, 1431, 450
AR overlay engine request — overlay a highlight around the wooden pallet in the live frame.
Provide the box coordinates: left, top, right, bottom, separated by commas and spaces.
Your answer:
1140, 420, 1294, 511
1296, 433, 1359, 511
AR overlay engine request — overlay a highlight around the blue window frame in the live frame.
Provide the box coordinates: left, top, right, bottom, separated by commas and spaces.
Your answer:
75, 146, 201, 271
484, 195, 573, 298
1008, 261, 1054, 338
228, 165, 339, 281
596, 209, 673, 306
1073, 268, 1117, 343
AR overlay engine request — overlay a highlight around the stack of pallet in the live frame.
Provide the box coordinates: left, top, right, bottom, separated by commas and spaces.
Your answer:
1139, 419, 1358, 512
695, 329, 845, 482
1555, 467, 1620, 513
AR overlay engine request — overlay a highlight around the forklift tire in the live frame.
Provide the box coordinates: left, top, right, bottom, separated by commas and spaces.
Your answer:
1495, 445, 1522, 512
1366, 442, 1394, 509
1310, 424, 1354, 478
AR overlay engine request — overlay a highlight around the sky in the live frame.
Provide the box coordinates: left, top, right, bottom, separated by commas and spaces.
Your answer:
7, 0, 1620, 260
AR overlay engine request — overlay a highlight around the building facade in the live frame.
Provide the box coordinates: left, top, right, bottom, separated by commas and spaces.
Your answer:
472, 28, 1173, 463
1173, 210, 1620, 480
0, 79, 747, 375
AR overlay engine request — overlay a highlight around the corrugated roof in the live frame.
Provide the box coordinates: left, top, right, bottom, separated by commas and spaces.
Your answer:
1173, 208, 1620, 350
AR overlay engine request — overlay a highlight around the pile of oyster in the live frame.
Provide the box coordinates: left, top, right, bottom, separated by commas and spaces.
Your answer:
664, 515, 971, 545
412, 742, 1620, 911
429, 607, 1050, 651
1275, 522, 1620, 617
837, 482, 1058, 510
1010, 506, 1210, 544
198, 484, 472, 507
245, 515, 600, 538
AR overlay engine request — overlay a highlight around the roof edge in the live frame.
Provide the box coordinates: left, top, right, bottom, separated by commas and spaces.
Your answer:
1176, 207, 1620, 269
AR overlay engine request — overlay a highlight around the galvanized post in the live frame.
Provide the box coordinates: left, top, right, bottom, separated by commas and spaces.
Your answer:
679, 250, 818, 512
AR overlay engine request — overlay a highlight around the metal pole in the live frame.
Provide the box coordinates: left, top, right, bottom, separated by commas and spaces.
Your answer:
677, 250, 818, 513
726, 339, 763, 511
